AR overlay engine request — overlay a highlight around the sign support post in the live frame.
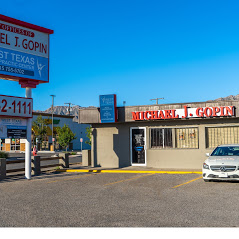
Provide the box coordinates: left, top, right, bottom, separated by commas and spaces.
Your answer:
25, 87, 32, 180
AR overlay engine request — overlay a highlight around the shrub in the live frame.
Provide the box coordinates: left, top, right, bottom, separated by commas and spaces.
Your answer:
0, 151, 9, 158
85, 126, 92, 146
56, 124, 76, 151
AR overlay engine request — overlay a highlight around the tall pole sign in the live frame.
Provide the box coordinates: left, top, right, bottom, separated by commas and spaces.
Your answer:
0, 14, 53, 179
0, 14, 53, 87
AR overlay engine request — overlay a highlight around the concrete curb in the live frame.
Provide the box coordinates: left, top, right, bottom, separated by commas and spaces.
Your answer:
55, 169, 202, 174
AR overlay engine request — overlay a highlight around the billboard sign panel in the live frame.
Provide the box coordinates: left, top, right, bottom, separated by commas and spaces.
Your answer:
99, 94, 117, 123
0, 14, 53, 84
0, 95, 33, 118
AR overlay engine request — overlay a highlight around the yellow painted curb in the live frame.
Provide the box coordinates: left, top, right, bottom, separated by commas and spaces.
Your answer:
56, 169, 202, 174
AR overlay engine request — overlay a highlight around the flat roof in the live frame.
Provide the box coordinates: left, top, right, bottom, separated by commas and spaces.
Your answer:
33, 112, 74, 118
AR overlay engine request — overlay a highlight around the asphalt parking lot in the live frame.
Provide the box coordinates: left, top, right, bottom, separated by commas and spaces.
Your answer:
0, 171, 239, 227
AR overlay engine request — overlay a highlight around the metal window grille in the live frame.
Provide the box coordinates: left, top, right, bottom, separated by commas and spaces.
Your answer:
206, 126, 239, 148
175, 128, 198, 149
151, 128, 172, 148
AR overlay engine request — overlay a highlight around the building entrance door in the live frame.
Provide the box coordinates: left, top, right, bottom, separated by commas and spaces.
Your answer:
130, 127, 146, 166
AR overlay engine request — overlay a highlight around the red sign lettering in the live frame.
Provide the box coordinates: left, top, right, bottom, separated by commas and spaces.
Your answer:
131, 105, 235, 121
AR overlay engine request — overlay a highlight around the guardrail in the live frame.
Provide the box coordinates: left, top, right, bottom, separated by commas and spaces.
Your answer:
0, 153, 69, 179
6, 159, 26, 174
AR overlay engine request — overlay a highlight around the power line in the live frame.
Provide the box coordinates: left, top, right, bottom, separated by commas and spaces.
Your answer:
150, 97, 164, 105
64, 102, 75, 115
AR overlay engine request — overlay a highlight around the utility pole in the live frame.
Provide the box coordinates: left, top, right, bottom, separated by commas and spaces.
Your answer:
64, 102, 75, 115
50, 95, 56, 151
150, 97, 164, 105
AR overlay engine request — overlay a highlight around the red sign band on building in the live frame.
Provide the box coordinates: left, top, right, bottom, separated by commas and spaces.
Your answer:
132, 106, 235, 121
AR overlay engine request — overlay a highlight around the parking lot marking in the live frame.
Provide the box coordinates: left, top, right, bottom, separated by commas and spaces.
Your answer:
172, 176, 203, 189
46, 174, 93, 184
56, 169, 202, 174
104, 173, 154, 186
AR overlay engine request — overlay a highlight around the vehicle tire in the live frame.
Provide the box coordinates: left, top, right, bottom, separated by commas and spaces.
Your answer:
203, 179, 210, 182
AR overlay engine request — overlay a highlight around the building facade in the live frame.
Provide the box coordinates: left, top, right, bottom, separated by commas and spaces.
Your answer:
79, 101, 239, 170
0, 112, 91, 152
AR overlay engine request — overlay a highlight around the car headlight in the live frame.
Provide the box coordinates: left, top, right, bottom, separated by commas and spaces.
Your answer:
203, 163, 209, 169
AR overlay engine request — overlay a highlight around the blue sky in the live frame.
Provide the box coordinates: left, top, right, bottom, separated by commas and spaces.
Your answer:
1, 0, 239, 110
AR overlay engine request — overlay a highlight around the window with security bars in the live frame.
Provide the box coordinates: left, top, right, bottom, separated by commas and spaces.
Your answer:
151, 128, 172, 148
175, 128, 198, 149
206, 126, 239, 148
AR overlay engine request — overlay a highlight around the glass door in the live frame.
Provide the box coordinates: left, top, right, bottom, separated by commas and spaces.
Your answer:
130, 127, 146, 166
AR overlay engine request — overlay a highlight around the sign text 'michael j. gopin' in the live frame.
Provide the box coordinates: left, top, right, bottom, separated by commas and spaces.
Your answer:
131, 106, 235, 121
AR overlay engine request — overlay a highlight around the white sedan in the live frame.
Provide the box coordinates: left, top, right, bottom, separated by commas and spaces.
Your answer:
203, 144, 239, 182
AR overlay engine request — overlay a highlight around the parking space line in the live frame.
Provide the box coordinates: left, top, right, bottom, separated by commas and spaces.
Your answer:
104, 173, 154, 186
46, 174, 93, 184
172, 176, 203, 189
56, 169, 202, 174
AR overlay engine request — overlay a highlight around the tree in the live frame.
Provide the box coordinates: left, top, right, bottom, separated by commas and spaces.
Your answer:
85, 126, 92, 146
56, 124, 76, 151
32, 115, 48, 150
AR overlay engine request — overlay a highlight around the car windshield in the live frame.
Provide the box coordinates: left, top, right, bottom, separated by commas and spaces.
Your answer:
211, 146, 239, 156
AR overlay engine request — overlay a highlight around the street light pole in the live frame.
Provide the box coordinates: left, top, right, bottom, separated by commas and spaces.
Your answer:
50, 95, 55, 151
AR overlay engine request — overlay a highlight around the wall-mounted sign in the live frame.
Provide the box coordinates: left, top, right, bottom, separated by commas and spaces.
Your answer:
44, 118, 60, 125
0, 117, 27, 125
132, 106, 235, 121
0, 95, 32, 118
0, 14, 53, 85
100, 94, 117, 123
7, 125, 27, 138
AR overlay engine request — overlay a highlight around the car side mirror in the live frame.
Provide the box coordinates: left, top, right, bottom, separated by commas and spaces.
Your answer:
206, 153, 210, 157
